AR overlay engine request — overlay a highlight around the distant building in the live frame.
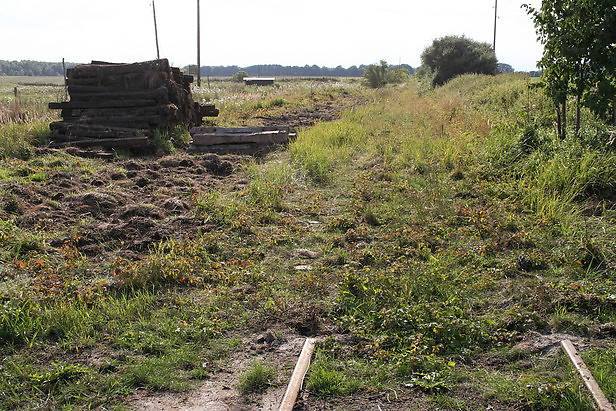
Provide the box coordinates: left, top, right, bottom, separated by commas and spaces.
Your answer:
244, 77, 275, 86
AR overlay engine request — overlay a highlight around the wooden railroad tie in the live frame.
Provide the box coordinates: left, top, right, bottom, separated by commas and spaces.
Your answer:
561, 339, 614, 411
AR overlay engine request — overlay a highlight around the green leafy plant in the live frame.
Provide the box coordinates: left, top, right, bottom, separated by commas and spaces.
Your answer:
524, 0, 616, 133
387, 67, 411, 84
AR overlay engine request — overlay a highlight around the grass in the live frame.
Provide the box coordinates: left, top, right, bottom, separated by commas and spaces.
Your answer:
0, 74, 614, 409
306, 351, 360, 397
238, 360, 277, 394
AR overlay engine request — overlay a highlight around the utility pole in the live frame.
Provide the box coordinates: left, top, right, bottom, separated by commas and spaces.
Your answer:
152, 1, 160, 59
197, 0, 201, 87
493, 0, 498, 51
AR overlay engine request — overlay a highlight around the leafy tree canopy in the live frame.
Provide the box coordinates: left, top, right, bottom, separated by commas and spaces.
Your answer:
387, 67, 411, 84
0, 60, 78, 76
497, 63, 514, 73
363, 60, 389, 88
231, 70, 249, 82
524, 0, 616, 127
420, 35, 497, 86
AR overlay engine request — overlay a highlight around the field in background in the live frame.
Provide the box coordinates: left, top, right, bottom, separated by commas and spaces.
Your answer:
0, 75, 614, 409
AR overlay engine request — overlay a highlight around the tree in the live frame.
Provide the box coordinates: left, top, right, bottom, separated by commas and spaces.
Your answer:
420, 35, 497, 86
231, 70, 249, 82
497, 63, 514, 73
363, 60, 389, 88
524, 1, 616, 135
362, 61, 411, 88
387, 67, 411, 84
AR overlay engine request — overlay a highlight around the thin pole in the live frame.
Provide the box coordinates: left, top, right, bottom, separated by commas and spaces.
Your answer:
152, 1, 160, 59
62, 58, 68, 101
493, 0, 498, 51
197, 0, 201, 87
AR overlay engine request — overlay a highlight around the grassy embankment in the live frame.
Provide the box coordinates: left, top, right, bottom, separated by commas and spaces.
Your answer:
0, 74, 615, 409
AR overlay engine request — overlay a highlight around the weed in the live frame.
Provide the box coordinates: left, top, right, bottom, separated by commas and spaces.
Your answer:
152, 126, 191, 154
243, 160, 293, 211
583, 346, 616, 403
123, 353, 195, 391
306, 352, 360, 397
29, 362, 91, 386
238, 360, 277, 394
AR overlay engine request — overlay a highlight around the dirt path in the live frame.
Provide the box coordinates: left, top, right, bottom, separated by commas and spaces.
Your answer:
125, 334, 306, 410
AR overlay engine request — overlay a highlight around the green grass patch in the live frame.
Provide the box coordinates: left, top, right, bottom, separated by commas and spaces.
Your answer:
306, 351, 360, 397
238, 360, 277, 394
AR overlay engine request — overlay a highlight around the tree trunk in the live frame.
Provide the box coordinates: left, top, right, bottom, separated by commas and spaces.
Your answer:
556, 105, 562, 139
576, 92, 581, 137
561, 99, 567, 139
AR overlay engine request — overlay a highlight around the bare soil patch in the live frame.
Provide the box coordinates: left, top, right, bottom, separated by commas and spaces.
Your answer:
126, 332, 306, 410
2, 152, 242, 264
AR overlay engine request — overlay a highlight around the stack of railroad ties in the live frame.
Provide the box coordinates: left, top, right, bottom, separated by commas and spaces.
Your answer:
48, 59, 219, 149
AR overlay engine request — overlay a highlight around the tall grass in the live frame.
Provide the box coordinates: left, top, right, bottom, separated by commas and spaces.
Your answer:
0, 122, 49, 159
242, 160, 294, 210
289, 81, 485, 182
289, 110, 370, 183
441, 73, 616, 229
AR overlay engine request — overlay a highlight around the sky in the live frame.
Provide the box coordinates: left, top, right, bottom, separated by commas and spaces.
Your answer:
0, 0, 543, 71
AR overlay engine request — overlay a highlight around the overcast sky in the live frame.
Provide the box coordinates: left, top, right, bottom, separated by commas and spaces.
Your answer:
1, 0, 543, 71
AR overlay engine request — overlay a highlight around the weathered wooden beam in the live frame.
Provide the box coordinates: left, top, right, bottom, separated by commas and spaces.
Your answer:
198, 104, 219, 117
279, 338, 317, 411
69, 87, 168, 102
191, 130, 289, 146
70, 59, 171, 79
191, 126, 289, 134
65, 73, 170, 89
69, 116, 163, 128
49, 99, 159, 110
49, 122, 148, 138
561, 340, 614, 411
61, 104, 178, 119
50, 136, 150, 148
67, 85, 153, 94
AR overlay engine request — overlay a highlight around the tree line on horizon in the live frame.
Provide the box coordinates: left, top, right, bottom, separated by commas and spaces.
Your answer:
0, 60, 79, 77
0, 60, 415, 78
0, 59, 536, 79
186, 63, 415, 78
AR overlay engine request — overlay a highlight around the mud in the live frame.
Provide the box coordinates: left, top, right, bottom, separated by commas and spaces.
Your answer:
2, 151, 241, 263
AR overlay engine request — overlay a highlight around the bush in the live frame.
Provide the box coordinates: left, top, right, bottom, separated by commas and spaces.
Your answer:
362, 61, 389, 88
420, 35, 497, 87
387, 67, 411, 84
232, 70, 249, 83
